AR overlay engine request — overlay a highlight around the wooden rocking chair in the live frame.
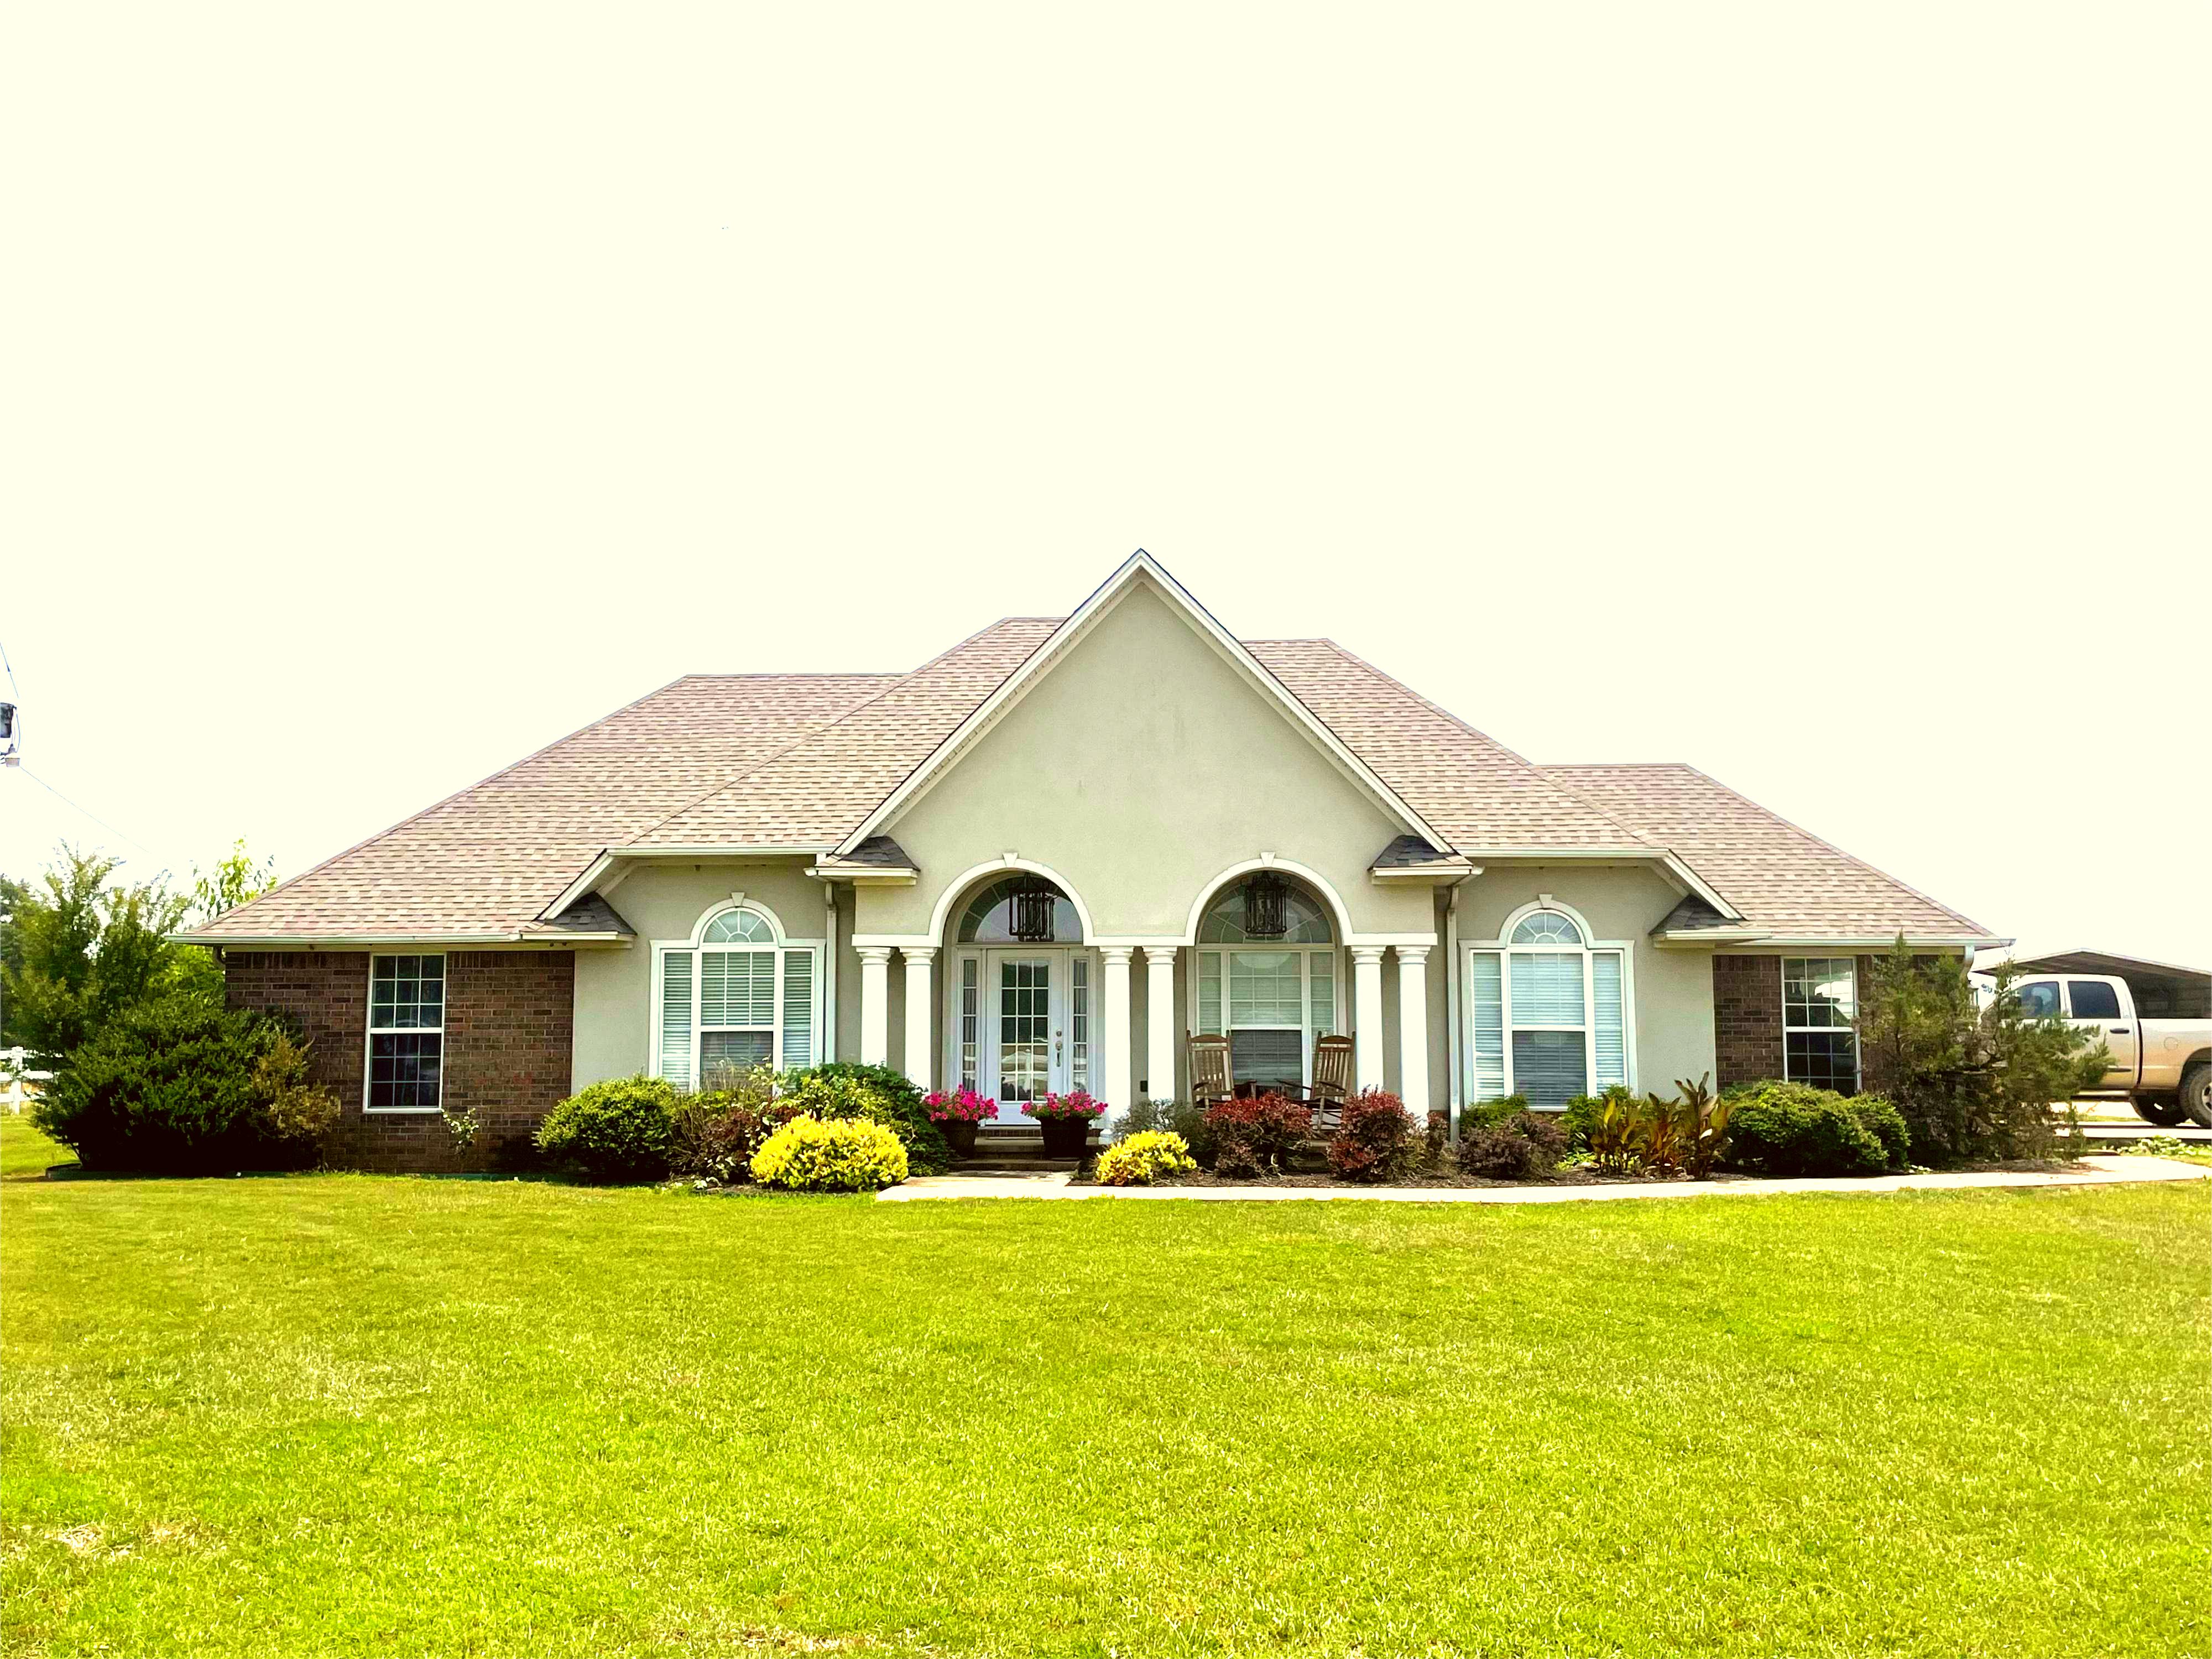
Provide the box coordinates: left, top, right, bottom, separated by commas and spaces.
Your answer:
1187, 1032, 1234, 1114
1305, 1034, 1355, 1130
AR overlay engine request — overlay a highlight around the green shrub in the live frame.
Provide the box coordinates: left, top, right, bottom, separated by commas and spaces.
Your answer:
32, 994, 338, 1172
1326, 1089, 1414, 1182
1204, 1094, 1311, 1177
1461, 1095, 1531, 1135
1092, 1131, 1197, 1187
749, 1114, 908, 1191
1457, 1110, 1566, 1179
1120, 1099, 1216, 1165
534, 1075, 678, 1182
1848, 1093, 1911, 1171
777, 1062, 948, 1174
1721, 1081, 1889, 1177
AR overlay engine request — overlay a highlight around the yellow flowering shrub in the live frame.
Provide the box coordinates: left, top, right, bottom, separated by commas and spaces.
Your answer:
749, 1114, 909, 1192
1092, 1130, 1197, 1187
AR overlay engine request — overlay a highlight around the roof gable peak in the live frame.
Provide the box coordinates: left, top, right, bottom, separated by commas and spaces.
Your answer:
833, 551, 1448, 856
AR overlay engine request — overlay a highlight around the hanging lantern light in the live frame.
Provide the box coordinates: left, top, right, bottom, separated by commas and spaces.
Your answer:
1010, 879, 1057, 942
1243, 871, 1288, 938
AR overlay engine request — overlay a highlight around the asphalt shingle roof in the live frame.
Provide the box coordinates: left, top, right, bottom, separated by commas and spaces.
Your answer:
186, 613, 1991, 945
1542, 764, 1991, 939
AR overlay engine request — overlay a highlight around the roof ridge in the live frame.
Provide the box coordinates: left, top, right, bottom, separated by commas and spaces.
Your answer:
198, 674, 706, 933
624, 617, 1058, 849
1306, 640, 1658, 851
1582, 761, 1990, 936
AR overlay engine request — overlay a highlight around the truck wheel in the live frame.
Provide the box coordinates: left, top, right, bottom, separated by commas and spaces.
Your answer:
2133, 1096, 2189, 1128
2183, 1062, 2212, 1129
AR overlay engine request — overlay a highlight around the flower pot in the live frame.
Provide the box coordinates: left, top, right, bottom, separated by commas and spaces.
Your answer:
1037, 1116, 1091, 1159
940, 1120, 979, 1158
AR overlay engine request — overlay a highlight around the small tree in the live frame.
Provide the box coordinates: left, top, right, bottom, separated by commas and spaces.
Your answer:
1858, 937, 2107, 1164
1, 846, 193, 1066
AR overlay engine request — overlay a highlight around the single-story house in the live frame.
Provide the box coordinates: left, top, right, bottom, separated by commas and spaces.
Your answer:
188, 553, 2004, 1168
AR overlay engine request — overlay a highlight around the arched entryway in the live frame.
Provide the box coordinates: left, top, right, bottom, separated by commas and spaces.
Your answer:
941, 873, 1095, 1110
1187, 872, 1343, 1092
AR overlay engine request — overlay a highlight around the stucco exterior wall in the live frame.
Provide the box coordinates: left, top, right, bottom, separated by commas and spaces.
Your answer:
857, 581, 1436, 942
570, 858, 826, 1091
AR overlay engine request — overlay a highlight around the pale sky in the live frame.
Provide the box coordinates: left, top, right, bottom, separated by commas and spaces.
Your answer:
4, 4, 2205, 966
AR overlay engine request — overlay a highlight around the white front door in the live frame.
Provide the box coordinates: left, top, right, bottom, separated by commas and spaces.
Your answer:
982, 951, 1068, 1110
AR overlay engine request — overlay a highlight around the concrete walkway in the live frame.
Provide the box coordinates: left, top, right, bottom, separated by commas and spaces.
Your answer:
879, 1155, 2210, 1204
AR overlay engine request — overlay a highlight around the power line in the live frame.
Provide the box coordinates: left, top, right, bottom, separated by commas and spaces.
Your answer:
0, 635, 18, 700
13, 766, 172, 867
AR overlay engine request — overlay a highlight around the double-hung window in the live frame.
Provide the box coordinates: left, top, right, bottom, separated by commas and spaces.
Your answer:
1467, 906, 1629, 1108
367, 953, 445, 1111
1782, 957, 1858, 1091
655, 905, 820, 1089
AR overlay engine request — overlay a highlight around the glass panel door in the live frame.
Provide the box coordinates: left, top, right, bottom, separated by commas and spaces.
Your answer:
985, 953, 1062, 1107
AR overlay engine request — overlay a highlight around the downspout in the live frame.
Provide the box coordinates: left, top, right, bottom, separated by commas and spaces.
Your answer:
822, 879, 839, 1064
1444, 876, 1467, 1142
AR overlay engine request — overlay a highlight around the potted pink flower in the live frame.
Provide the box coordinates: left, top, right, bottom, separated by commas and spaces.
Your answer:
1023, 1088, 1107, 1159
924, 1087, 997, 1157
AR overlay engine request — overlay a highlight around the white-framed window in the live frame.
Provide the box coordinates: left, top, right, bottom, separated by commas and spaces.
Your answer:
367, 952, 445, 1112
1465, 901, 1631, 1109
1189, 879, 1338, 1087
1783, 957, 1858, 1092
653, 901, 821, 1089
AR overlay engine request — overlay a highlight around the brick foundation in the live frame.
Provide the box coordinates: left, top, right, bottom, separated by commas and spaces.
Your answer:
223, 949, 574, 1172
1713, 954, 1783, 1089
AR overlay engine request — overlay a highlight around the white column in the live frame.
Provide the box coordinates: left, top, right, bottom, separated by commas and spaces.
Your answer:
901, 947, 936, 1090
1396, 946, 1430, 1121
1143, 945, 1177, 1104
1100, 947, 1134, 1120
1350, 946, 1387, 1093
857, 947, 893, 1068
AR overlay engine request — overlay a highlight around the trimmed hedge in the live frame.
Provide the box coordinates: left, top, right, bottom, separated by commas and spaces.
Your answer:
750, 1115, 908, 1191
1721, 1080, 1910, 1177
1093, 1131, 1197, 1187
778, 1062, 948, 1175
534, 1076, 679, 1182
32, 994, 337, 1173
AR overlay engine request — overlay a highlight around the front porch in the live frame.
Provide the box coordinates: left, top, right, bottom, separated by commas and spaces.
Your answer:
847, 859, 1434, 1127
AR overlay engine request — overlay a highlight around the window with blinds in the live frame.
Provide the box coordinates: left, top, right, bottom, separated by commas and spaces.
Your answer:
1194, 947, 1338, 1086
1468, 907, 1628, 1108
655, 905, 820, 1089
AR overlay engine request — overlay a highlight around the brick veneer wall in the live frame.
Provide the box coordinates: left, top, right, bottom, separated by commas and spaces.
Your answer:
1712, 954, 1784, 1089
223, 949, 574, 1172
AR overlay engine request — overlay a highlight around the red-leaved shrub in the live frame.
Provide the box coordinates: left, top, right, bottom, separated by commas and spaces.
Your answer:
1327, 1088, 1415, 1182
1203, 1093, 1312, 1177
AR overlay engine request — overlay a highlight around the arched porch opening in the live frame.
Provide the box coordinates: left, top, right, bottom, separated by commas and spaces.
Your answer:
1185, 869, 1344, 1092
937, 869, 1096, 1114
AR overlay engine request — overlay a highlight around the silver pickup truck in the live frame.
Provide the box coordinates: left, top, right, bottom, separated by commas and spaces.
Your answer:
2012, 972, 2212, 1126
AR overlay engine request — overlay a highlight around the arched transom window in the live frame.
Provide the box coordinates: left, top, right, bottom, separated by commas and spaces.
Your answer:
654, 901, 820, 1089
957, 877, 1084, 944
1467, 903, 1630, 1109
1191, 878, 1339, 1088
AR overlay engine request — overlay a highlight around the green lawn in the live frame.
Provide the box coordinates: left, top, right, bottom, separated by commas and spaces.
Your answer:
3, 1117, 2205, 1657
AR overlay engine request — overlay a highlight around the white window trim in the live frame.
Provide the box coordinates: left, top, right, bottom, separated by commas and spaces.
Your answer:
1781, 955, 1860, 1091
363, 951, 447, 1115
1186, 945, 1342, 1089
1462, 898, 1638, 1103
650, 899, 825, 1087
